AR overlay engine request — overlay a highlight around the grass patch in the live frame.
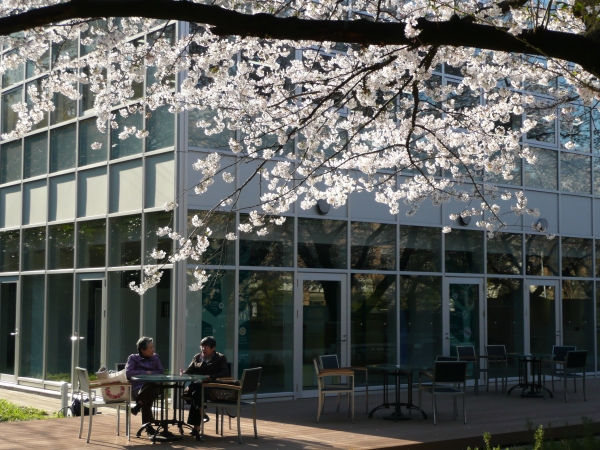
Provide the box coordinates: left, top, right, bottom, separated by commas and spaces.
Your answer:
0, 399, 52, 422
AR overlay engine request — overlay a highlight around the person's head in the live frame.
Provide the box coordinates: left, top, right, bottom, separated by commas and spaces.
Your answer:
200, 336, 217, 358
137, 336, 155, 358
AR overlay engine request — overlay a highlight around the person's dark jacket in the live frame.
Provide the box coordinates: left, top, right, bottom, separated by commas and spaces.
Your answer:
183, 351, 229, 380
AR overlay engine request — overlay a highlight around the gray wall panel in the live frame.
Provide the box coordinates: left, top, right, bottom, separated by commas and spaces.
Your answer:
109, 159, 142, 213
78, 167, 107, 217
0, 185, 21, 229
49, 173, 76, 222
560, 195, 592, 237
145, 152, 174, 208
23, 180, 47, 225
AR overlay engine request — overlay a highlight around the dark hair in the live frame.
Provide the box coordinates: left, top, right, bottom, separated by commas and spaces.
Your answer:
137, 336, 154, 355
200, 336, 217, 349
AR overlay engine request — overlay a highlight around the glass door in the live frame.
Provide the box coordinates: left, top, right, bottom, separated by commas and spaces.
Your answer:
526, 281, 560, 354
294, 273, 347, 398
74, 274, 106, 376
443, 278, 485, 358
0, 278, 18, 381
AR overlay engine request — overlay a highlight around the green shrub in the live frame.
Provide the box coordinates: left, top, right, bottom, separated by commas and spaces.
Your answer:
0, 399, 50, 422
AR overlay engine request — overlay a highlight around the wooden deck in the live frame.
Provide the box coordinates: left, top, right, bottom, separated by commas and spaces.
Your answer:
1, 378, 600, 449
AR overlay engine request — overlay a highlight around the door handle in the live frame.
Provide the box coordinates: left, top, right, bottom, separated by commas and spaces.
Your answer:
445, 333, 449, 340
341, 334, 347, 342
10, 329, 18, 337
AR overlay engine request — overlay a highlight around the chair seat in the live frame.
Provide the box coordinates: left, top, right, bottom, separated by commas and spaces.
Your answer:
554, 373, 585, 379
321, 386, 352, 392
421, 386, 463, 394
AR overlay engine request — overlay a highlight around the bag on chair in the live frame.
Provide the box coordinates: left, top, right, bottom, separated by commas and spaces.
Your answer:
96, 365, 128, 384
99, 384, 131, 403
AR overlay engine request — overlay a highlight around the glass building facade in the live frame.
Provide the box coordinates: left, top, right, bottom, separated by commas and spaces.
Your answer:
0, 24, 598, 396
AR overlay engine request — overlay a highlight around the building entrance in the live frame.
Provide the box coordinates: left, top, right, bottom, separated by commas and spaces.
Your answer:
0, 279, 18, 381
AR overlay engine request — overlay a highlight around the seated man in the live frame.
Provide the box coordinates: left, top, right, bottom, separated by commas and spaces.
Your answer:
183, 336, 229, 437
125, 336, 164, 436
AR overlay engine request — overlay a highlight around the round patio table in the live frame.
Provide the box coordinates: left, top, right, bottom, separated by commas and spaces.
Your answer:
506, 353, 554, 399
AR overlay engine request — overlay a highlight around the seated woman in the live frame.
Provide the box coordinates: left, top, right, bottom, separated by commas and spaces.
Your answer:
183, 336, 229, 437
125, 336, 164, 436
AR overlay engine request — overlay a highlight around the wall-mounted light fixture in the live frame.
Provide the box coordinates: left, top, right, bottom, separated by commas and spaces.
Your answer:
317, 199, 330, 215
533, 218, 548, 232
456, 214, 471, 226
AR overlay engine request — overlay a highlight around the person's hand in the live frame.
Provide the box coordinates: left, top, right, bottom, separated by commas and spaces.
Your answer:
147, 370, 152, 375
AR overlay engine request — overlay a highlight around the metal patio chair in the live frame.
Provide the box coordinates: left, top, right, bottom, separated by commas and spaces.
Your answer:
319, 354, 368, 414
418, 361, 468, 425
485, 345, 508, 393
456, 346, 487, 395
551, 350, 587, 402
314, 358, 355, 423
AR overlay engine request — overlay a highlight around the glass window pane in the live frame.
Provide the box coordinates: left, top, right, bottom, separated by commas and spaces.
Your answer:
26, 48, 49, 79
2, 87, 22, 135
400, 275, 442, 366
350, 222, 396, 270
48, 223, 74, 269
79, 117, 107, 166
78, 279, 103, 373
20, 275, 44, 378
52, 40, 78, 67
110, 111, 143, 159
50, 123, 76, 173
594, 158, 600, 196
22, 227, 46, 271
351, 274, 396, 367
147, 104, 174, 151
0, 140, 22, 184
188, 108, 234, 149
0, 283, 17, 375
77, 219, 106, 268
444, 229, 484, 274
238, 271, 293, 392
24, 132, 47, 179
525, 234, 560, 276
562, 280, 595, 371
2, 52, 23, 88
145, 211, 173, 265
400, 225, 441, 272
524, 148, 557, 190
106, 271, 141, 370
485, 158, 522, 186
562, 237, 593, 277
0, 230, 19, 272
143, 269, 172, 371
187, 211, 235, 265
593, 108, 600, 154
487, 278, 524, 353
239, 215, 294, 267
560, 104, 591, 152
46, 274, 73, 382
560, 153, 591, 194
26, 78, 48, 130
526, 102, 556, 144
109, 214, 141, 266
298, 218, 347, 269
50, 86, 77, 125
487, 233, 522, 275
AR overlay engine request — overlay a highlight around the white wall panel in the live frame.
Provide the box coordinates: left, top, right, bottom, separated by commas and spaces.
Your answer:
560, 195, 592, 237
145, 152, 174, 208
23, 180, 47, 225
349, 190, 395, 222
49, 173, 76, 221
0, 185, 21, 228
109, 159, 142, 213
524, 190, 558, 234
78, 167, 107, 218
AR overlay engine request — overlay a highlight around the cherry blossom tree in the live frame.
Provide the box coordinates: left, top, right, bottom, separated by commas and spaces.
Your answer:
0, 0, 598, 292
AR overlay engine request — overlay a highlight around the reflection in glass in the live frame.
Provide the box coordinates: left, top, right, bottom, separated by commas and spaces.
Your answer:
0, 230, 20, 272
487, 233, 522, 275
487, 279, 524, 353
526, 103, 556, 143
524, 148, 557, 190
239, 271, 293, 392
529, 284, 555, 354
560, 153, 591, 193
298, 218, 347, 269
48, 223, 75, 269
0, 140, 21, 184
145, 211, 173, 265
109, 215, 141, 266
594, 157, 600, 195
526, 235, 560, 276
51, 87, 77, 125
22, 227, 46, 271
77, 219, 106, 268
50, 123, 76, 173
561, 237, 593, 277
445, 229, 484, 273
46, 274, 73, 381
351, 222, 396, 270
188, 108, 234, 149
107, 271, 141, 370
26, 78, 48, 130
485, 157, 522, 186
449, 283, 479, 358
2, 87, 22, 134
24, 133, 47, 179
111, 111, 143, 159
78, 279, 103, 374
143, 269, 171, 371
79, 117, 107, 166
147, 105, 174, 151
20, 275, 44, 378
400, 226, 441, 272
562, 280, 595, 371
188, 211, 235, 265
400, 275, 442, 366
239, 215, 293, 267
560, 104, 591, 152
2, 52, 23, 88
351, 274, 396, 368
0, 283, 17, 374
26, 48, 49, 79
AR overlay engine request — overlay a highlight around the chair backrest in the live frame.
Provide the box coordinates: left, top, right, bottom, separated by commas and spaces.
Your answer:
227, 362, 233, 377
75, 367, 91, 392
434, 361, 467, 384
319, 355, 339, 370
115, 363, 126, 371
485, 345, 507, 361
553, 345, 576, 362
565, 350, 587, 369
436, 355, 458, 362
456, 346, 476, 361
240, 367, 262, 395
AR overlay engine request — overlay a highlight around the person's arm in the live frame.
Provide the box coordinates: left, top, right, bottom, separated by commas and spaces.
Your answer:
182, 356, 197, 374
125, 356, 147, 378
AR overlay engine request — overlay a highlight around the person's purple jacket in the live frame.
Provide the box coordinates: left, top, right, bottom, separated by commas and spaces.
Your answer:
125, 353, 165, 392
